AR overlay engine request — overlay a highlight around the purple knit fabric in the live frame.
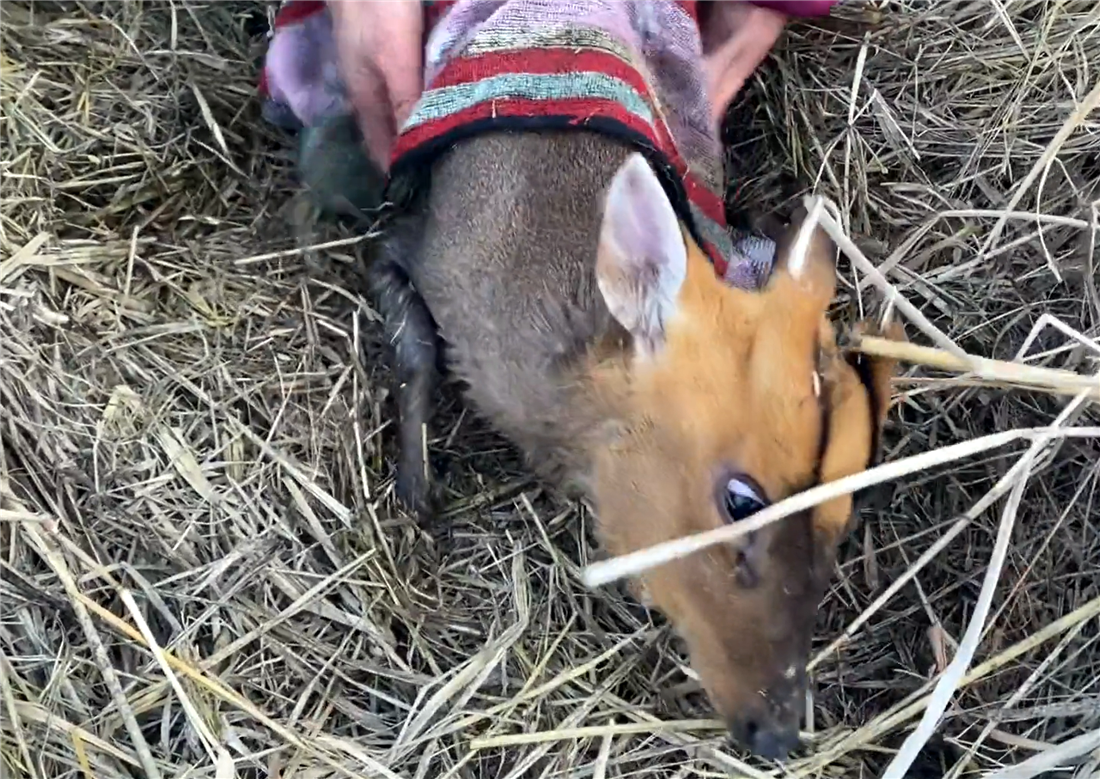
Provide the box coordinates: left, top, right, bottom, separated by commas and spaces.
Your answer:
264, 8, 347, 128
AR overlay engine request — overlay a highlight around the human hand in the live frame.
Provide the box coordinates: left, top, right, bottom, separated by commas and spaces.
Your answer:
327, 0, 424, 171
699, 1, 788, 128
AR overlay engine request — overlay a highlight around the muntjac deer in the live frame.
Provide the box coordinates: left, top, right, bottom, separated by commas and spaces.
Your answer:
362, 0, 902, 761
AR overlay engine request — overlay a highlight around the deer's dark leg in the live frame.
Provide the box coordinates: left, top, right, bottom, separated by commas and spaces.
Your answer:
369, 250, 440, 519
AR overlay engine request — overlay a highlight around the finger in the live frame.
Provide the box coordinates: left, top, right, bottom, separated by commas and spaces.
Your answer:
369, 1, 425, 128
352, 61, 401, 171
335, 49, 395, 168
702, 8, 786, 124
330, 0, 423, 170
707, 64, 749, 127
699, 0, 746, 55
330, 14, 398, 169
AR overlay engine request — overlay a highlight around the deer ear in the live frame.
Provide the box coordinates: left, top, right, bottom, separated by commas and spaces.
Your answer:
847, 318, 907, 459
771, 205, 838, 309
596, 153, 688, 358
818, 318, 907, 540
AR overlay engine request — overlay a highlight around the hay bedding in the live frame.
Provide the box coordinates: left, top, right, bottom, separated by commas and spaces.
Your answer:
1, 1, 1098, 777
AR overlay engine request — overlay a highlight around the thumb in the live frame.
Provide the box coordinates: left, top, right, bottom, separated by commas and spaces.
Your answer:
369, 2, 425, 129
330, 2, 424, 171
344, 57, 401, 171
702, 8, 786, 125
704, 49, 750, 127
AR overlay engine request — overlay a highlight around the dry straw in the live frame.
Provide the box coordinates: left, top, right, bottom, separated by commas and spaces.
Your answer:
3, 2, 1100, 779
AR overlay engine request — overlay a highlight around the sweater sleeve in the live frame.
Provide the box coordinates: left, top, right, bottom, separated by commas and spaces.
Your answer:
748, 1, 837, 16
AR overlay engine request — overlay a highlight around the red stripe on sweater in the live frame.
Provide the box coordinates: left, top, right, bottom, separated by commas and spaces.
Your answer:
681, 170, 725, 226
392, 90, 722, 221
275, 0, 325, 29
414, 47, 726, 226
389, 94, 729, 275
392, 96, 653, 165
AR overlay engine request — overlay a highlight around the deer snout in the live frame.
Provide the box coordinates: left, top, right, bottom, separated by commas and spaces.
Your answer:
725, 672, 805, 761
727, 712, 800, 762
726, 703, 800, 761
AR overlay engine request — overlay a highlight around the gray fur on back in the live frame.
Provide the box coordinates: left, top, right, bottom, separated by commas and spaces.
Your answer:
399, 131, 633, 483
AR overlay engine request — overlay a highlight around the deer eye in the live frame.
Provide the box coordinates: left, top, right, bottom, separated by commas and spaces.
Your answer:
722, 476, 767, 523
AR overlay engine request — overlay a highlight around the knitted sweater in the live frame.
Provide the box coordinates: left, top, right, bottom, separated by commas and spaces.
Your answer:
260, 0, 838, 289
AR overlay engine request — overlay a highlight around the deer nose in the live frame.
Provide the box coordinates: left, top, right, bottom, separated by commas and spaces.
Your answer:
727, 713, 800, 762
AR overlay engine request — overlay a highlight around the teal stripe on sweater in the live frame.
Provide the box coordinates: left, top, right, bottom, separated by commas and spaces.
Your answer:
690, 202, 733, 255
403, 62, 734, 268
402, 70, 655, 132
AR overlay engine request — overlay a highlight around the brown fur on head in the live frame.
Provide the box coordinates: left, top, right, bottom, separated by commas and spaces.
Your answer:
585, 154, 903, 759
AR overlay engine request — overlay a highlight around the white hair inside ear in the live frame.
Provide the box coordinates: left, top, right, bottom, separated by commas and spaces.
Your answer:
788, 196, 826, 281
595, 153, 688, 358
